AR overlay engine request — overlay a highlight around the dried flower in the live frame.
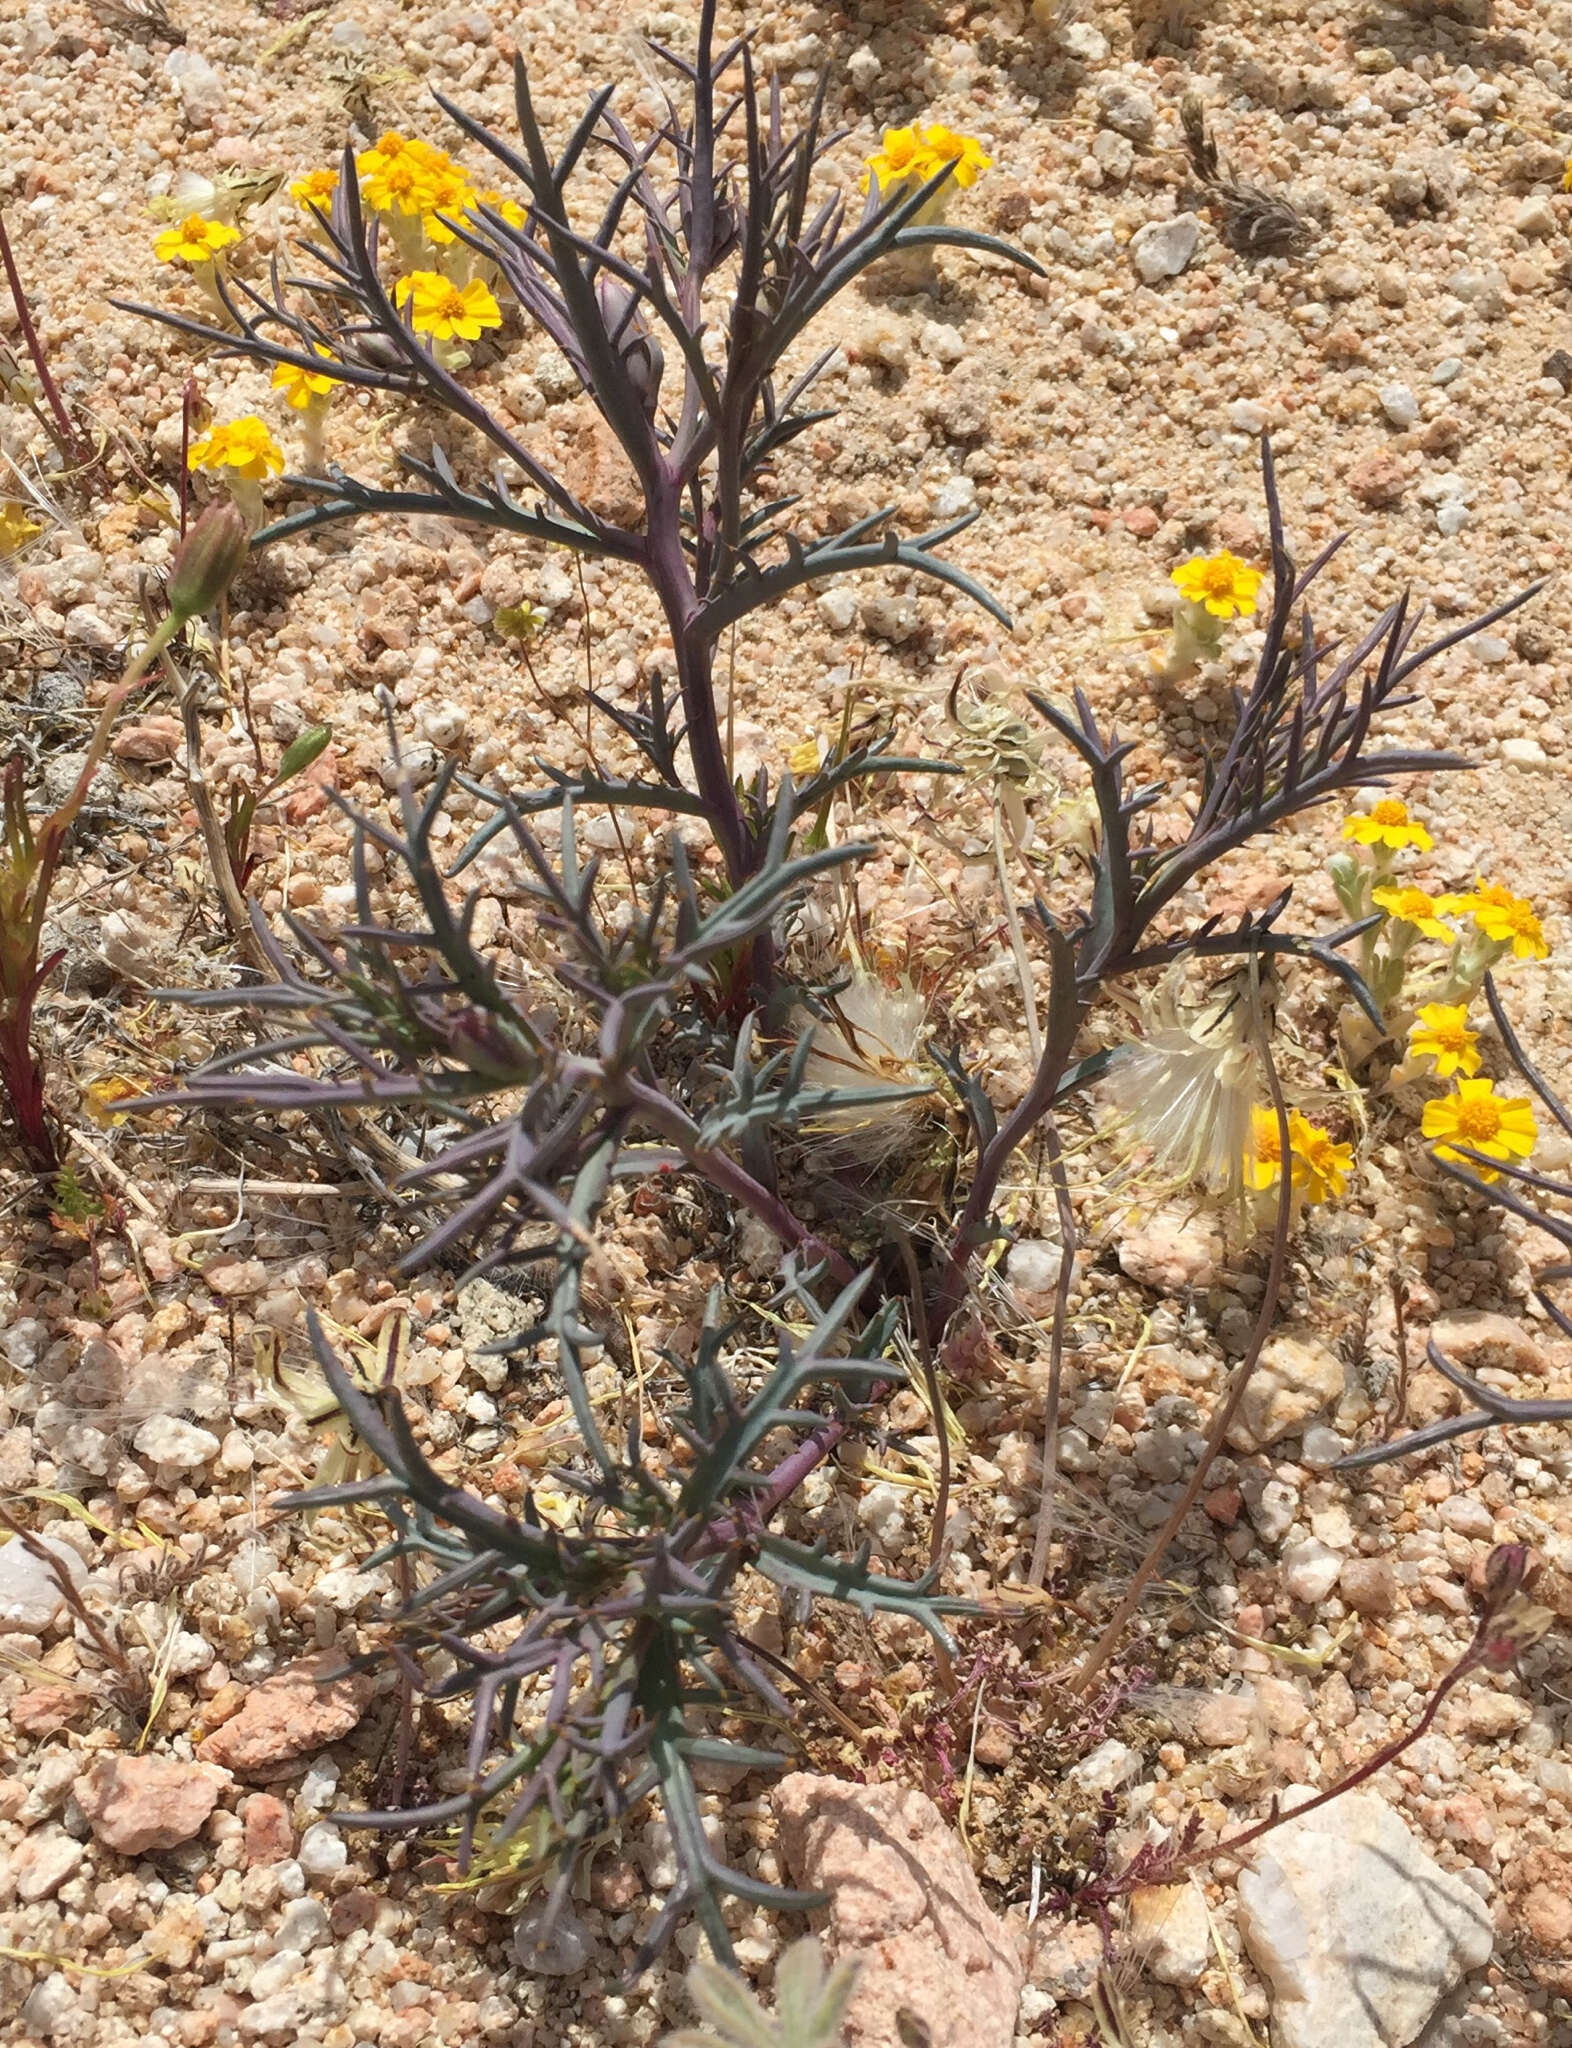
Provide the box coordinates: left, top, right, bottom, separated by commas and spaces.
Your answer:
394, 270, 502, 343
1437, 880, 1549, 961
187, 416, 284, 482
1421, 1076, 1537, 1181
1101, 983, 1259, 1197
1342, 797, 1432, 853
1246, 1106, 1352, 1205
153, 213, 242, 265
1407, 1002, 1480, 1080
1169, 551, 1262, 621
1371, 883, 1455, 944
288, 167, 340, 213
794, 977, 934, 1169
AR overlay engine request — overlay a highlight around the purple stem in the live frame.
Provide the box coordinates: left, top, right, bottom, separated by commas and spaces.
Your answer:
0, 213, 85, 463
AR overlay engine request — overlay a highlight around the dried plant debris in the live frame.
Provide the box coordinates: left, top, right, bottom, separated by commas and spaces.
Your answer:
90, 0, 184, 43
1180, 95, 1315, 259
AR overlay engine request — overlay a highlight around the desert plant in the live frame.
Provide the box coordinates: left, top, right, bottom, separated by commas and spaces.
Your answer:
120, 0, 1037, 948
663, 1935, 857, 2048
126, 0, 1544, 1968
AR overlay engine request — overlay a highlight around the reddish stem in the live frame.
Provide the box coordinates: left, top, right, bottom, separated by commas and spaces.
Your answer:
0, 213, 85, 465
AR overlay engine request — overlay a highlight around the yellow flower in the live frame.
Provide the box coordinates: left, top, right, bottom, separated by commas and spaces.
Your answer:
154, 213, 242, 264
1371, 884, 1455, 943
1421, 1076, 1537, 1181
863, 121, 991, 196
354, 130, 414, 179
0, 500, 43, 555
1170, 551, 1263, 620
289, 167, 340, 213
864, 124, 926, 192
1407, 1003, 1480, 1080
1436, 879, 1549, 961
1246, 1106, 1351, 1204
918, 122, 992, 189
187, 416, 285, 482
478, 189, 527, 230
1341, 797, 1432, 853
362, 151, 435, 218
1287, 1112, 1353, 1204
419, 166, 480, 244
270, 349, 337, 410
394, 270, 502, 342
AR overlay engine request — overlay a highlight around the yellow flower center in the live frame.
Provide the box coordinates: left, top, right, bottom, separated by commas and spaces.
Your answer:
1370, 799, 1408, 827
1454, 1098, 1503, 1144
1428, 1018, 1469, 1053
428, 282, 468, 321
1388, 889, 1431, 919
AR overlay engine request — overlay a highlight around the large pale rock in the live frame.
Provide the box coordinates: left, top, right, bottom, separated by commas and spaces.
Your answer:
1129, 1882, 1211, 1985
77, 1755, 228, 1854
1236, 1789, 1492, 2048
1428, 1310, 1550, 1378
1227, 1332, 1344, 1451
1118, 1206, 1223, 1293
773, 1773, 1022, 2048
197, 1655, 372, 1775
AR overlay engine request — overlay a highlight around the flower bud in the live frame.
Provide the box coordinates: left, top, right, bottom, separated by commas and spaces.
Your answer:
272, 723, 333, 789
596, 276, 663, 418
1327, 850, 1365, 922
168, 501, 249, 624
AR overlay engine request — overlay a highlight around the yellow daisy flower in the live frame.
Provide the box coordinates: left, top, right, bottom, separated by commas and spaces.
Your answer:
1245, 1107, 1351, 1204
1371, 884, 1456, 944
270, 349, 337, 410
289, 167, 340, 213
1421, 1076, 1537, 1181
394, 270, 502, 343
1341, 797, 1432, 853
419, 167, 480, 244
864, 124, 926, 192
362, 152, 434, 218
354, 130, 414, 179
187, 416, 285, 482
918, 122, 992, 189
1407, 1003, 1480, 1080
1169, 551, 1263, 620
478, 189, 527, 230
1437, 880, 1549, 961
154, 213, 242, 265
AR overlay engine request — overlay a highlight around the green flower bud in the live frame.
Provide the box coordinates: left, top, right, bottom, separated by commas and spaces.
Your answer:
271, 723, 333, 789
167, 501, 249, 624
1327, 850, 1365, 922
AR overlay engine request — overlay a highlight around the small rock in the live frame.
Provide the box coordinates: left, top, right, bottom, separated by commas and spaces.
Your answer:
1255, 1676, 1311, 1738
1513, 195, 1559, 239
846, 43, 881, 92
919, 320, 966, 366
1431, 356, 1464, 387
1007, 1238, 1063, 1311
12, 1684, 86, 1737
112, 717, 183, 764
1236, 1789, 1492, 2048
1457, 1687, 1530, 1740
1282, 1536, 1342, 1604
134, 1414, 221, 1472
165, 45, 225, 120
774, 1772, 1024, 2048
512, 1902, 595, 1976
1194, 1692, 1255, 1748
1430, 1310, 1549, 1378
1057, 18, 1108, 62
1129, 1883, 1211, 1985
296, 1823, 348, 1879
1130, 213, 1200, 284
276, 1897, 331, 1952
1118, 1206, 1222, 1293
1020, 1916, 1102, 2000
202, 1256, 268, 1298
1378, 382, 1420, 429
1435, 500, 1469, 537
15, 1830, 85, 1903
1227, 1331, 1343, 1451
63, 605, 118, 649
533, 347, 582, 403
1521, 1883, 1572, 1949
1228, 399, 1267, 435
0, 1533, 85, 1632
1097, 78, 1155, 144
1338, 1557, 1398, 1615
859, 595, 921, 644
1347, 449, 1406, 509
1438, 1496, 1494, 1541
198, 1654, 373, 1775
1317, 260, 1365, 301
1246, 1476, 1298, 1546
243, 1794, 294, 1866
1068, 1738, 1142, 1794
1502, 736, 1549, 769
77, 1755, 226, 1855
